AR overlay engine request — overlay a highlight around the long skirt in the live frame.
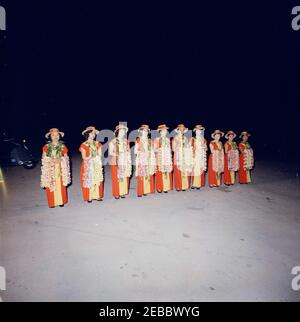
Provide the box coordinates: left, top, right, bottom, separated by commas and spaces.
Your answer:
173, 164, 190, 191
224, 154, 236, 185
208, 154, 222, 187
156, 171, 172, 192
191, 172, 205, 188
137, 175, 155, 196
45, 162, 68, 208
238, 155, 251, 184
111, 165, 130, 197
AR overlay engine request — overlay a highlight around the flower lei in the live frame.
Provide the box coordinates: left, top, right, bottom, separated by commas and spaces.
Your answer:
226, 141, 239, 171
82, 141, 103, 188
46, 141, 66, 158
192, 137, 207, 176
212, 141, 224, 173
41, 142, 71, 191
174, 134, 193, 175
156, 137, 173, 173
61, 155, 71, 187
135, 138, 156, 177
242, 142, 254, 170
115, 138, 132, 179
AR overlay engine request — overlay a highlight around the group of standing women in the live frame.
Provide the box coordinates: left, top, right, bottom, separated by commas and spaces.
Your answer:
40, 124, 254, 208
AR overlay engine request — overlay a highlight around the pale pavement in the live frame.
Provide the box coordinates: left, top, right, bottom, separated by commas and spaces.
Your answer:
0, 157, 300, 301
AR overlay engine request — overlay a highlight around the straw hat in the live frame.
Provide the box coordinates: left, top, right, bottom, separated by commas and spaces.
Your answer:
114, 124, 129, 133
157, 124, 169, 131
175, 124, 188, 133
81, 126, 99, 136
193, 124, 205, 131
225, 130, 237, 139
138, 124, 150, 132
239, 131, 251, 138
211, 129, 224, 139
45, 128, 64, 139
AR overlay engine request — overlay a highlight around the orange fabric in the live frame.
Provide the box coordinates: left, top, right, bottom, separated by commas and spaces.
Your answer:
43, 144, 68, 208
208, 141, 223, 187
224, 142, 234, 185
238, 143, 251, 183
173, 164, 190, 190
111, 165, 120, 197
111, 165, 130, 197
191, 172, 205, 187
224, 153, 233, 185
109, 139, 130, 165
154, 137, 172, 192
137, 175, 155, 196
190, 137, 206, 188
79, 142, 103, 201
155, 171, 173, 192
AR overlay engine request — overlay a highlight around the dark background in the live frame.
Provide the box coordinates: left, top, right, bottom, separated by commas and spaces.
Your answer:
1, 0, 299, 160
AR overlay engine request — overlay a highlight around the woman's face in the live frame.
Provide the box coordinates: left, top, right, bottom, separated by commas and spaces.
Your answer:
88, 131, 95, 140
242, 135, 248, 142
228, 134, 234, 141
160, 129, 167, 137
50, 132, 60, 142
214, 133, 221, 141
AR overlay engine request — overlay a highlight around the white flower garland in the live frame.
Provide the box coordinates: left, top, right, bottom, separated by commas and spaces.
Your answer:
41, 155, 71, 191
212, 141, 224, 173
192, 137, 207, 176
61, 155, 71, 187
156, 137, 173, 173
243, 144, 254, 170
83, 155, 103, 188
135, 138, 156, 177
116, 138, 132, 179
174, 135, 193, 175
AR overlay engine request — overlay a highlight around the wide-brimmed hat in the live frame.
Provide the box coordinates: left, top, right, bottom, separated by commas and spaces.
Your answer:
225, 130, 237, 139
138, 124, 150, 132
157, 124, 169, 131
81, 126, 99, 136
175, 124, 188, 133
45, 128, 64, 139
239, 131, 251, 138
193, 124, 205, 131
211, 129, 224, 139
114, 124, 129, 133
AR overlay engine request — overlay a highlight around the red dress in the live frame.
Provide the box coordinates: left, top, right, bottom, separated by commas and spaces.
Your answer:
109, 138, 131, 198
224, 141, 239, 185
190, 137, 207, 188
208, 140, 224, 187
238, 142, 254, 183
135, 137, 155, 197
79, 141, 104, 201
153, 137, 173, 192
41, 143, 69, 208
172, 135, 192, 191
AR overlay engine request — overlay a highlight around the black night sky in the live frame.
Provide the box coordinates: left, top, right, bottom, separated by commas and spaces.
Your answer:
1, 1, 300, 159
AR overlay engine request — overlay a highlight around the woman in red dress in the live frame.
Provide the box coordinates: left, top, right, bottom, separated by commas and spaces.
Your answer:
224, 130, 239, 185
238, 131, 254, 184
208, 129, 224, 187
79, 126, 104, 202
153, 124, 173, 193
190, 124, 207, 189
109, 124, 132, 199
41, 128, 71, 208
172, 124, 193, 191
134, 124, 156, 197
